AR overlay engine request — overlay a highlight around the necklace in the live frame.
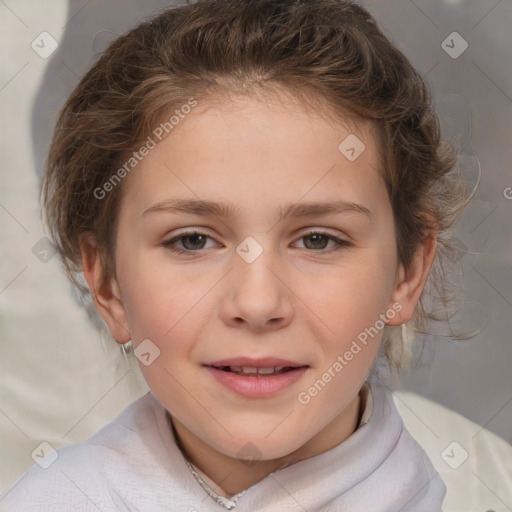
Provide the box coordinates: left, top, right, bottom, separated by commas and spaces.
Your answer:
167, 412, 245, 509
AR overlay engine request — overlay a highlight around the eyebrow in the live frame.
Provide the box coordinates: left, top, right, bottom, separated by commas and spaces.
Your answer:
142, 198, 372, 221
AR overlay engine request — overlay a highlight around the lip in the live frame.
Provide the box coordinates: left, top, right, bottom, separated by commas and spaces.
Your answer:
203, 357, 309, 398
204, 357, 305, 368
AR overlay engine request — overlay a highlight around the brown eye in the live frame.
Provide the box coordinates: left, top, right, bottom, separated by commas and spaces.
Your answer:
179, 233, 208, 250
294, 231, 351, 252
303, 233, 330, 250
162, 231, 216, 253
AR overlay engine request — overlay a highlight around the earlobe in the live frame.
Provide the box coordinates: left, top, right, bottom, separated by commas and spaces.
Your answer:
79, 233, 131, 343
387, 231, 437, 326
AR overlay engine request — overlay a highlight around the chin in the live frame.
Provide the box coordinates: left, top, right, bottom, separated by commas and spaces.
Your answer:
211, 430, 310, 463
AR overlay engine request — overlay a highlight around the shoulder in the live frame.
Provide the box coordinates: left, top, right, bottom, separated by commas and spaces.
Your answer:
0, 392, 161, 512
0, 439, 123, 512
366, 381, 447, 507
392, 387, 512, 512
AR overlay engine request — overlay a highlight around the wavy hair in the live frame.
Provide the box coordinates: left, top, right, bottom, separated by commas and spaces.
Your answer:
42, 0, 473, 370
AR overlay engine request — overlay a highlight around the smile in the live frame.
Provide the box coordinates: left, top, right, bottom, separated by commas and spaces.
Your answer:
203, 357, 309, 397
210, 365, 298, 376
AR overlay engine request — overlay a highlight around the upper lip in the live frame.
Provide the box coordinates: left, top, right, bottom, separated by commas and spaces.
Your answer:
204, 357, 307, 368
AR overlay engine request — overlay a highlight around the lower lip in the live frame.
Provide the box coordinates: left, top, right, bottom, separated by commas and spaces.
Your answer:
204, 366, 308, 397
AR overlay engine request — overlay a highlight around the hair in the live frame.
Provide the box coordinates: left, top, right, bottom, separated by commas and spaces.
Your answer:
41, 0, 474, 371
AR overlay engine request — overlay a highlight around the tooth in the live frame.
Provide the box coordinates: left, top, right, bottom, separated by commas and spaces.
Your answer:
257, 367, 275, 374
242, 367, 258, 374
274, 367, 284, 372
230, 366, 243, 372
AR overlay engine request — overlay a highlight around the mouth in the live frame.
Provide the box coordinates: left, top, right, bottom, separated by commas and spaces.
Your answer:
202, 357, 309, 397
203, 357, 308, 375
204, 365, 303, 376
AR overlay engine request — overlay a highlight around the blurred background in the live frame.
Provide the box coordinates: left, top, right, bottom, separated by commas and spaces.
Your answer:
0, 0, 511, 508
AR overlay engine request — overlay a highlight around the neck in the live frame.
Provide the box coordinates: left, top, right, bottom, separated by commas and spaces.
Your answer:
169, 391, 362, 498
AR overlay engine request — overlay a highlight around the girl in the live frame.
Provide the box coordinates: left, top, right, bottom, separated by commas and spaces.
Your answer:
0, 0, 469, 510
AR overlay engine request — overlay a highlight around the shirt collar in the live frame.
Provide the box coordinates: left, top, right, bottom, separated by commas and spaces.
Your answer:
174, 381, 374, 510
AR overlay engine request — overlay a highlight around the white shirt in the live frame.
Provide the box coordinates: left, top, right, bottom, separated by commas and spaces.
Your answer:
0, 380, 446, 511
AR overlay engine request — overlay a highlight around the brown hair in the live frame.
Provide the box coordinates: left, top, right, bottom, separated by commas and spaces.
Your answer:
41, 0, 473, 370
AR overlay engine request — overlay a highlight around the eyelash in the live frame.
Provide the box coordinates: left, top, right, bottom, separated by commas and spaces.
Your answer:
162, 229, 351, 255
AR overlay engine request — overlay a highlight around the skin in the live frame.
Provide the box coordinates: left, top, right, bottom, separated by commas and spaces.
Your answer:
81, 90, 436, 497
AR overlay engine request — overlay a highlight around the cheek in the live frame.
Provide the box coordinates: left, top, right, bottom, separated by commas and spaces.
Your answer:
293, 258, 394, 421
116, 243, 216, 345
301, 250, 396, 337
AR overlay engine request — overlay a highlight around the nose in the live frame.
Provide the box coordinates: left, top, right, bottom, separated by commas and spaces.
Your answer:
219, 242, 294, 333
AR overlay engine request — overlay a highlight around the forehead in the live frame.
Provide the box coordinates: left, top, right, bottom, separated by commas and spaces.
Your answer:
117, 92, 385, 219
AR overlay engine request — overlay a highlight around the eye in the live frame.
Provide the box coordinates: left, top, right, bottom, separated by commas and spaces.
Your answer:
162, 230, 217, 253
293, 231, 351, 251
162, 229, 351, 255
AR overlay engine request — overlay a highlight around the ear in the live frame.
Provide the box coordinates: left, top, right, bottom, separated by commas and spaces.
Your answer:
79, 232, 131, 344
386, 227, 437, 326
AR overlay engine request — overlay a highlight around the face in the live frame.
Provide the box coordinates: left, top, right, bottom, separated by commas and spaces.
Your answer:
102, 92, 404, 461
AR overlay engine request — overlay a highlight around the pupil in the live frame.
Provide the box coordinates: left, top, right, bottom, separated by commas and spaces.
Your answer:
184, 234, 205, 250
181, 234, 328, 251
305, 234, 327, 250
